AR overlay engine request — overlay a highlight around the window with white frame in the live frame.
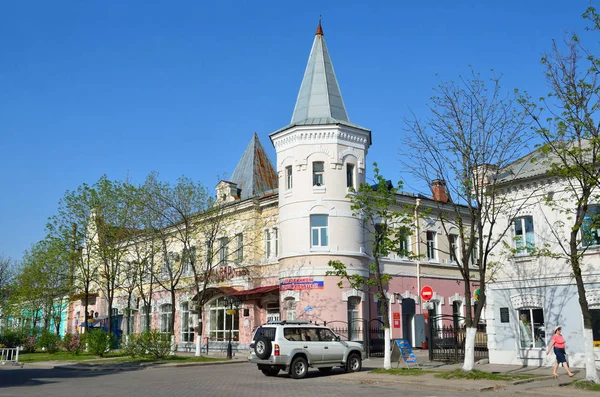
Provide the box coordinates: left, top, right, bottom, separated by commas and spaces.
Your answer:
346, 164, 355, 188
264, 228, 278, 259
583, 205, 600, 247
265, 230, 272, 259
347, 297, 361, 341
313, 161, 324, 186
397, 226, 411, 257
208, 297, 239, 341
274, 228, 278, 257
140, 305, 150, 332
236, 233, 243, 262
160, 304, 173, 334
182, 246, 195, 275
518, 308, 545, 348
286, 166, 293, 190
449, 234, 458, 263
513, 216, 535, 254
180, 302, 195, 343
426, 231, 436, 260
310, 215, 329, 247
219, 237, 229, 265
284, 298, 296, 321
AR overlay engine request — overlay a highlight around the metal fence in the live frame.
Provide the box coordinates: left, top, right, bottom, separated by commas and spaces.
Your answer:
324, 319, 385, 358
1, 347, 21, 366
428, 315, 488, 363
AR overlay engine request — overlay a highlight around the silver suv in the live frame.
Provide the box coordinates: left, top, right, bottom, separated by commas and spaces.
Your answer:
248, 321, 365, 379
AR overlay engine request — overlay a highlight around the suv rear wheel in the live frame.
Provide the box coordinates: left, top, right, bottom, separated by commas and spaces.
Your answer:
289, 356, 308, 379
345, 353, 361, 373
261, 368, 280, 377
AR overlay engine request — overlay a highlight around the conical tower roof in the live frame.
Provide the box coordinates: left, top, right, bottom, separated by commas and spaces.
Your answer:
230, 133, 278, 200
291, 22, 349, 125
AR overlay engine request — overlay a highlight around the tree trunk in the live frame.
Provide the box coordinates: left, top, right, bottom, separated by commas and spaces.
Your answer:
383, 328, 391, 369
170, 290, 176, 337
462, 327, 477, 371
195, 317, 203, 356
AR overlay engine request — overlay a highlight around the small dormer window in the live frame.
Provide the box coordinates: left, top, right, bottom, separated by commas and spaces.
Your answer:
313, 162, 324, 186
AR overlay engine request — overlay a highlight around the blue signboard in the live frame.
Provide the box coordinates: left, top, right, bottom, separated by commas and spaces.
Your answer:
396, 339, 417, 364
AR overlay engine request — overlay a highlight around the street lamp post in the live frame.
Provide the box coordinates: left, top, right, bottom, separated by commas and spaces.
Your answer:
225, 296, 240, 360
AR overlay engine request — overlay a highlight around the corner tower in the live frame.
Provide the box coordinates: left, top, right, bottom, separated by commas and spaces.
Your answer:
270, 23, 372, 322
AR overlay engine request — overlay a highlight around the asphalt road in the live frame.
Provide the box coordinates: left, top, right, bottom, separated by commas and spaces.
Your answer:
0, 362, 484, 397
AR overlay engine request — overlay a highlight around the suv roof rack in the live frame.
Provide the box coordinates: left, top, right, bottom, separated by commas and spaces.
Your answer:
265, 320, 313, 325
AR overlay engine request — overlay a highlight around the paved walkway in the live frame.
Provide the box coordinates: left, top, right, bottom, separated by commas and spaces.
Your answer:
12, 349, 600, 396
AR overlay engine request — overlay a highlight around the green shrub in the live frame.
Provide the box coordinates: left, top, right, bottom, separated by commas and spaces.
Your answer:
122, 333, 147, 358
62, 333, 83, 354
0, 329, 25, 348
84, 329, 115, 357
137, 330, 172, 359
37, 330, 60, 353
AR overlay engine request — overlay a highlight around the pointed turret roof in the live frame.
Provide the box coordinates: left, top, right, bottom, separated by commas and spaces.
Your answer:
229, 133, 278, 200
291, 22, 349, 125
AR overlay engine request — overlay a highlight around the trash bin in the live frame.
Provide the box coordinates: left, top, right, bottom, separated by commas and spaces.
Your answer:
421, 341, 428, 349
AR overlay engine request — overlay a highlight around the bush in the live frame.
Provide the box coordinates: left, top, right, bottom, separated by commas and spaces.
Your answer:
37, 330, 60, 353
62, 333, 83, 354
23, 335, 37, 353
119, 331, 173, 360
84, 329, 115, 357
0, 329, 25, 348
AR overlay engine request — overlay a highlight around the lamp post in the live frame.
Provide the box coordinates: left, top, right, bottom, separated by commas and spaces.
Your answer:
225, 296, 240, 359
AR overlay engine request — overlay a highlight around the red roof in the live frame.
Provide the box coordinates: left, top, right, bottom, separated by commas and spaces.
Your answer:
229, 285, 279, 297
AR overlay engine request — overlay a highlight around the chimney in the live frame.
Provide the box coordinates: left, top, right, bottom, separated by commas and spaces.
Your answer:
431, 179, 450, 203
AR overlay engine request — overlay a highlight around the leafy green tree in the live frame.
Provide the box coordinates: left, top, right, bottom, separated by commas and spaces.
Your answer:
519, 7, 600, 382
327, 164, 413, 370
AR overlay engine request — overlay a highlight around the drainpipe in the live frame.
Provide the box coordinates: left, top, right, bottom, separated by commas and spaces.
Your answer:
414, 198, 421, 314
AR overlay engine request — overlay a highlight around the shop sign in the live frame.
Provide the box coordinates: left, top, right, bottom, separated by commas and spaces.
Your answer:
197, 266, 249, 283
280, 277, 324, 291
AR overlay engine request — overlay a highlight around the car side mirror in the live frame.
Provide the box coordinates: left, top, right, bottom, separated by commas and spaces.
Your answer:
335, 335, 341, 341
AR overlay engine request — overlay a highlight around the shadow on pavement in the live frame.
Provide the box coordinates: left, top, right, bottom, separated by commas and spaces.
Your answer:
0, 364, 147, 388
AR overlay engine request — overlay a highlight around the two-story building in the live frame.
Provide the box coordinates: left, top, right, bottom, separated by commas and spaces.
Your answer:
68, 23, 479, 354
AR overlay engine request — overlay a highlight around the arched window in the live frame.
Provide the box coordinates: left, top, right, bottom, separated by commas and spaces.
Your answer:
180, 302, 194, 343
208, 297, 239, 341
160, 304, 173, 334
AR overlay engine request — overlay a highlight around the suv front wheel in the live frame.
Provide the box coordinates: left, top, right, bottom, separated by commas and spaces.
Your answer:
345, 353, 362, 373
289, 356, 308, 379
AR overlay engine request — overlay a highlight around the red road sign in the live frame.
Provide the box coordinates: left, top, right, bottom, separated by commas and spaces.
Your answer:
421, 285, 434, 301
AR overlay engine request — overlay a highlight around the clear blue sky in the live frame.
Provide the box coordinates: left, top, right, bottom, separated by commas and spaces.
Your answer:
0, 0, 595, 262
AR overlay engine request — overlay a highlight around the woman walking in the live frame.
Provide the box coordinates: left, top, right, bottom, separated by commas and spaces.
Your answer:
546, 327, 575, 378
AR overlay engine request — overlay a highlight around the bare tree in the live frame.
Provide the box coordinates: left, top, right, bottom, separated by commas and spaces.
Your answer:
519, 8, 600, 381
402, 70, 533, 370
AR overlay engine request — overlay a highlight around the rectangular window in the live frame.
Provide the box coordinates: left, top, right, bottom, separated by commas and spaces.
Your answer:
208, 297, 239, 341
160, 304, 173, 334
591, 309, 600, 346
274, 228, 279, 257
219, 237, 228, 265
313, 161, 324, 186
426, 231, 436, 260
346, 164, 355, 188
518, 308, 545, 348
236, 233, 243, 262
310, 215, 329, 247
182, 246, 195, 275
205, 241, 213, 266
285, 299, 296, 321
265, 230, 271, 258
514, 216, 535, 254
449, 234, 458, 263
286, 166, 293, 190
180, 302, 195, 343
140, 305, 150, 332
583, 205, 600, 247
347, 297, 361, 341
